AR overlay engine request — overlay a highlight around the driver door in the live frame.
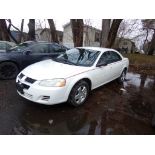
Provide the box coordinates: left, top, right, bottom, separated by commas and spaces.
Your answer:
91, 51, 113, 88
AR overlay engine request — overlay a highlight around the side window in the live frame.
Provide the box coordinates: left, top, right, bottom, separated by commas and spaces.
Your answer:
50, 44, 65, 53
30, 44, 49, 53
6, 43, 12, 50
0, 42, 6, 50
97, 51, 111, 65
109, 51, 122, 63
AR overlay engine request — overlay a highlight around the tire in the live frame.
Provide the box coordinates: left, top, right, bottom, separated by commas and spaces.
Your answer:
118, 69, 127, 83
68, 80, 90, 107
0, 62, 19, 80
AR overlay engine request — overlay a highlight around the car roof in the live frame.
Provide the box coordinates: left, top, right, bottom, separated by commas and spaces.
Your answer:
23, 41, 60, 45
77, 47, 116, 53
0, 40, 15, 43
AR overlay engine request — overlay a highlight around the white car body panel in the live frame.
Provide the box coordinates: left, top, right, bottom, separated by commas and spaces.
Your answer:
16, 47, 129, 105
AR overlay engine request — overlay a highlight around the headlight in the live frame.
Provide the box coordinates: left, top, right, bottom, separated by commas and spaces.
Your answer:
39, 79, 66, 87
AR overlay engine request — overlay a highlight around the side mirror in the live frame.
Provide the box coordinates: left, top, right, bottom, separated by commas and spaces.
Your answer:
96, 61, 107, 67
24, 50, 32, 55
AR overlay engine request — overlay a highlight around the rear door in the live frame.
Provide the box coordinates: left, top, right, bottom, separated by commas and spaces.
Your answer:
108, 51, 123, 79
21, 43, 50, 68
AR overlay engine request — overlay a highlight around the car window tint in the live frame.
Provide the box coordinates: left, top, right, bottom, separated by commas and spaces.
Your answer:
30, 44, 49, 53
0, 42, 6, 50
6, 43, 12, 50
97, 51, 111, 64
50, 44, 66, 53
50, 44, 62, 52
109, 51, 122, 62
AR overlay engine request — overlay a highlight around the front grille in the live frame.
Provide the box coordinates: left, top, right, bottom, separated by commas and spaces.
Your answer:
41, 96, 50, 101
25, 77, 36, 84
18, 73, 25, 79
22, 83, 30, 90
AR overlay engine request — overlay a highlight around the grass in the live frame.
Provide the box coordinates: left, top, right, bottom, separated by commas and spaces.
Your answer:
123, 53, 155, 65
123, 53, 155, 75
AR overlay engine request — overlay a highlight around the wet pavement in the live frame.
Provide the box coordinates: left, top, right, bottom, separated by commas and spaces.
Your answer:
0, 72, 155, 135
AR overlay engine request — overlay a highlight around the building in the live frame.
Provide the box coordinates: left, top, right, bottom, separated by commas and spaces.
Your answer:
113, 38, 137, 53
63, 22, 101, 48
35, 28, 63, 43
10, 31, 28, 43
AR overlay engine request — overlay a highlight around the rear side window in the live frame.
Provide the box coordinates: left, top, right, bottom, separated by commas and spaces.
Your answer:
30, 44, 49, 53
50, 44, 66, 53
0, 42, 6, 50
109, 51, 122, 62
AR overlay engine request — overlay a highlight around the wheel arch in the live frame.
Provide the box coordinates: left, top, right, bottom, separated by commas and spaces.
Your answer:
66, 77, 92, 101
0, 60, 20, 70
72, 78, 92, 90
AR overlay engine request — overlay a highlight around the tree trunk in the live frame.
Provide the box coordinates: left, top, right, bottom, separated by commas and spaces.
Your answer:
27, 19, 35, 41
100, 19, 111, 47
19, 19, 24, 43
7, 19, 18, 44
0, 30, 2, 40
48, 19, 59, 43
147, 30, 155, 55
70, 19, 84, 47
106, 19, 123, 48
0, 19, 10, 41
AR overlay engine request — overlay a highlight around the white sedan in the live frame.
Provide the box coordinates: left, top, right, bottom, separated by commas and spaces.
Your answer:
16, 47, 129, 107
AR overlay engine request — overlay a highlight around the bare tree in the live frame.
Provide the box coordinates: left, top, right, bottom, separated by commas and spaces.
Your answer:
6, 19, 19, 43
0, 19, 10, 41
100, 19, 111, 47
0, 31, 2, 40
70, 19, 84, 47
27, 19, 35, 41
106, 19, 123, 48
48, 19, 59, 43
142, 19, 155, 55
19, 19, 24, 43
147, 30, 155, 55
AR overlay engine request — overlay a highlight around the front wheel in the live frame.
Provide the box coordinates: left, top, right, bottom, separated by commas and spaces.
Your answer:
0, 62, 19, 80
68, 80, 90, 107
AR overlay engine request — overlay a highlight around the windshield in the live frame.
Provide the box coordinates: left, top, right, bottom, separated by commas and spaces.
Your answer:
8, 42, 32, 52
54, 48, 100, 67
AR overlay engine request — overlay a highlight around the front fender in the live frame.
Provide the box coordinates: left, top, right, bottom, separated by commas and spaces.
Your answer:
0, 56, 11, 63
65, 73, 92, 100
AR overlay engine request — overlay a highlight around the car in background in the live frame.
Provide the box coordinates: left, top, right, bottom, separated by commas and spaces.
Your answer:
0, 41, 68, 80
0, 41, 16, 52
16, 47, 129, 107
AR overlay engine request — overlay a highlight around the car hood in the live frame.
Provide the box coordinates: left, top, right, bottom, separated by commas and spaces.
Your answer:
21, 59, 91, 80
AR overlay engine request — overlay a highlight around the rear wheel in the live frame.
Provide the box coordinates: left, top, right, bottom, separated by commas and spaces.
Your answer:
0, 62, 19, 80
68, 80, 90, 107
118, 69, 127, 83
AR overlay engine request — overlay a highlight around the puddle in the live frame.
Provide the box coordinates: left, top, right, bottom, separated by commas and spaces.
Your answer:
13, 72, 155, 134
0, 72, 155, 135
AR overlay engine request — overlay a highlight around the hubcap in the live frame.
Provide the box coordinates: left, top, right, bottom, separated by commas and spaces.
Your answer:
0, 64, 17, 78
74, 85, 87, 104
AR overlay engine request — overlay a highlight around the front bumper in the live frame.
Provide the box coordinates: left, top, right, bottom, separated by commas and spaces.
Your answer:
16, 76, 69, 105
